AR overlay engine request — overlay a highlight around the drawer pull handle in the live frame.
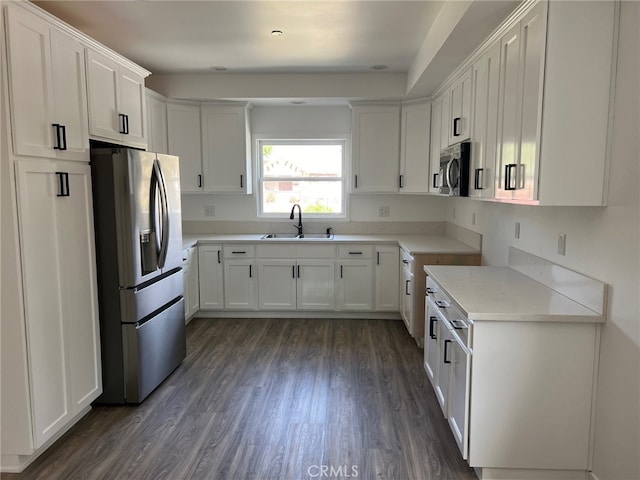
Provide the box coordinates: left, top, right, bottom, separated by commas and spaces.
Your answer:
435, 300, 450, 309
217, 250, 221, 264
405, 280, 411, 296
402, 259, 409, 264
450, 319, 467, 330
425, 287, 435, 295
232, 251, 246, 254
443, 340, 452, 364
349, 251, 363, 255
429, 316, 437, 340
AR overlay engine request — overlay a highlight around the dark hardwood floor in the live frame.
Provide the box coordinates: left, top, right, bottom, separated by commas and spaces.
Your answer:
3, 318, 476, 480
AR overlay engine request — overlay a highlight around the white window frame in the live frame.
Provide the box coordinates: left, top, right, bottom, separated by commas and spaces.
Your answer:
256, 137, 349, 219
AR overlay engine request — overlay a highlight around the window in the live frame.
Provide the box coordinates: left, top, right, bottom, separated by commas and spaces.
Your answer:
258, 140, 346, 217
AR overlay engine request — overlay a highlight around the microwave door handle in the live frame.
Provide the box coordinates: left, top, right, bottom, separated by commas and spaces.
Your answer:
153, 160, 170, 268
446, 159, 454, 195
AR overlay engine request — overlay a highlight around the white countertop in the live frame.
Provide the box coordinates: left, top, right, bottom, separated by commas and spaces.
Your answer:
424, 265, 604, 323
183, 234, 479, 256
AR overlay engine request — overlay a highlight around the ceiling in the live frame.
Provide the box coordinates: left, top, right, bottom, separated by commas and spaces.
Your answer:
34, 0, 521, 102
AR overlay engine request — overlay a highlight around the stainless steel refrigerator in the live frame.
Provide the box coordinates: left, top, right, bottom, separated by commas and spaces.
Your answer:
90, 145, 186, 404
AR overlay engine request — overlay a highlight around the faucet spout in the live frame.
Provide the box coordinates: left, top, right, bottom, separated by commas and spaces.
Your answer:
289, 204, 303, 236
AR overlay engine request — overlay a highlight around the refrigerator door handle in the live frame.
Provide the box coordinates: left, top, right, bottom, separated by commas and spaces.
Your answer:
151, 159, 170, 269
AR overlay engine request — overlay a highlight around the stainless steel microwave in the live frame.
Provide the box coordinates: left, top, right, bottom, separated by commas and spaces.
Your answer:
438, 141, 471, 196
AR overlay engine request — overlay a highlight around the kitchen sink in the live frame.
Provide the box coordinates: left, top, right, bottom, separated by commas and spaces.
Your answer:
260, 233, 334, 240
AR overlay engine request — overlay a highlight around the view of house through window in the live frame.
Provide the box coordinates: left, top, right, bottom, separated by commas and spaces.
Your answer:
258, 140, 345, 216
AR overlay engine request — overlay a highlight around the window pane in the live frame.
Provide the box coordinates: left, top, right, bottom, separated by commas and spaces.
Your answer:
262, 144, 342, 178
262, 180, 343, 214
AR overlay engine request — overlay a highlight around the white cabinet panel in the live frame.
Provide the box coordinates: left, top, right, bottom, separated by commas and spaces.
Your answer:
337, 260, 373, 311
399, 102, 431, 193
448, 69, 472, 145
5, 4, 88, 161
429, 94, 444, 193
423, 300, 439, 386
258, 260, 297, 310
198, 245, 224, 309
224, 260, 257, 310
15, 160, 101, 448
201, 104, 252, 194
183, 246, 200, 320
167, 102, 202, 193
351, 104, 400, 193
86, 49, 147, 148
374, 246, 399, 311
297, 260, 335, 311
146, 91, 168, 154
470, 43, 501, 198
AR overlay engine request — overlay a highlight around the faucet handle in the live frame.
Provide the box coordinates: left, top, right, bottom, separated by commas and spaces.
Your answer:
326, 227, 333, 235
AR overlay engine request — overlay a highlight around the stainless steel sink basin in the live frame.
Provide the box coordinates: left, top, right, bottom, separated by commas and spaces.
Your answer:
260, 233, 298, 239
260, 233, 334, 240
297, 233, 334, 239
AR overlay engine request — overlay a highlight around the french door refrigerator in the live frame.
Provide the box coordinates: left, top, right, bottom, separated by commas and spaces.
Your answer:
90, 145, 186, 404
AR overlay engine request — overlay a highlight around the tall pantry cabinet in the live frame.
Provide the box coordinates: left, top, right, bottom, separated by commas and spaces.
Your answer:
0, 1, 147, 472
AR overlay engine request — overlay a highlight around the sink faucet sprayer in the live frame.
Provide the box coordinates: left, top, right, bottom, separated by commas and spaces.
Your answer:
289, 204, 303, 236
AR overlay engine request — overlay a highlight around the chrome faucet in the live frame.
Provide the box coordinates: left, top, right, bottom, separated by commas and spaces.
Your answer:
289, 204, 303, 236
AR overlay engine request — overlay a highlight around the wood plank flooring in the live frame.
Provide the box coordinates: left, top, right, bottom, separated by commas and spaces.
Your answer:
4, 318, 477, 480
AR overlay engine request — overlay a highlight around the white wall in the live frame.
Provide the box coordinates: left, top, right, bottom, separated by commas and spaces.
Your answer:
448, 4, 639, 478
182, 105, 449, 226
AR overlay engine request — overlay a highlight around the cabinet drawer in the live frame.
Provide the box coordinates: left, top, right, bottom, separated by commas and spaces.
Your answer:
401, 248, 414, 267
338, 245, 373, 259
297, 245, 336, 259
256, 245, 291, 258
223, 244, 255, 258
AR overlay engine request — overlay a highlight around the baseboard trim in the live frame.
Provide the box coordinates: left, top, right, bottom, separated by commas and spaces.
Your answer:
194, 311, 402, 320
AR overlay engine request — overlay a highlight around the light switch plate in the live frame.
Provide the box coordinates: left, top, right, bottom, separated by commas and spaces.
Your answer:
204, 205, 216, 217
378, 206, 390, 217
557, 233, 567, 256
515, 222, 521, 239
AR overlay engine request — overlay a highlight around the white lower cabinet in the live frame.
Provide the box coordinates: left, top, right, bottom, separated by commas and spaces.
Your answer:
297, 260, 335, 310
14, 160, 101, 449
182, 246, 199, 321
374, 246, 399, 311
198, 245, 224, 309
224, 259, 257, 310
258, 260, 297, 310
400, 261, 414, 332
336, 261, 373, 311
423, 299, 439, 386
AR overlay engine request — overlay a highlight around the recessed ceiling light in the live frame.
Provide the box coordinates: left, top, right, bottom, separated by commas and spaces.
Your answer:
210, 66, 227, 71
290, 101, 306, 105
271, 30, 284, 37
370, 64, 389, 70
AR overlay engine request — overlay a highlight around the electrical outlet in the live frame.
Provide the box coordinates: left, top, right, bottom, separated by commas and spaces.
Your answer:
204, 205, 216, 217
557, 233, 567, 256
515, 222, 521, 239
378, 206, 390, 217
472, 212, 476, 226
453, 207, 456, 220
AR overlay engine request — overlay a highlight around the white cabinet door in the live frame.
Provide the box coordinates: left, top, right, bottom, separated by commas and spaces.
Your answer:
495, 3, 545, 201
5, 4, 54, 158
86, 49, 147, 148
198, 245, 224, 309
49, 29, 90, 162
424, 301, 439, 387
448, 68, 472, 145
429, 94, 443, 193
167, 102, 202, 193
224, 260, 257, 310
297, 260, 335, 311
258, 260, 297, 310
513, 3, 545, 202
15, 160, 101, 448
5, 5, 88, 161
201, 104, 252, 194
440, 90, 451, 149
470, 43, 501, 198
117, 65, 147, 148
352, 104, 400, 193
146, 91, 168, 154
86, 49, 120, 142
59, 166, 101, 415
435, 317, 452, 418
374, 246, 399, 311
184, 247, 200, 319
399, 102, 431, 193
400, 265, 413, 332
337, 261, 373, 311
448, 338, 471, 460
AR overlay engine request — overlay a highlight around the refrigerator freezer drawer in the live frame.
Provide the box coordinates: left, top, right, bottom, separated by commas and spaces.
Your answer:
122, 298, 186, 403
120, 269, 183, 323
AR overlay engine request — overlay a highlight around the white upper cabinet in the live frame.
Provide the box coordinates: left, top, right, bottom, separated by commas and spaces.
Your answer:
5, 3, 89, 161
145, 89, 168, 154
399, 102, 431, 194
167, 101, 202, 193
351, 104, 401, 193
200, 103, 253, 194
470, 43, 501, 199
86, 49, 148, 149
447, 68, 473, 145
429, 94, 444, 194
492, 0, 615, 205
